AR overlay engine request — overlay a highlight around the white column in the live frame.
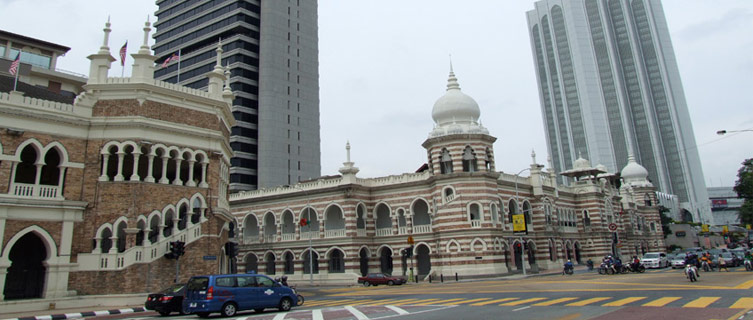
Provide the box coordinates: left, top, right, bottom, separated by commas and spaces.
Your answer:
98, 154, 110, 181
93, 237, 102, 253
186, 160, 196, 187
158, 224, 166, 242
173, 158, 183, 185
33, 164, 43, 197
159, 156, 169, 184
56, 167, 67, 199
142, 228, 152, 246
114, 152, 125, 181
108, 237, 118, 254
129, 152, 141, 181
172, 216, 179, 235
199, 162, 208, 188
145, 154, 155, 183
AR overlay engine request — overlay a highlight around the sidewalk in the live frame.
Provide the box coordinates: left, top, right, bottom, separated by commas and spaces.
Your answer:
0, 266, 591, 320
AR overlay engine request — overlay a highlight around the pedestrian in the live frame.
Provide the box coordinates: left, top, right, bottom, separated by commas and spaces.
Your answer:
718, 255, 729, 272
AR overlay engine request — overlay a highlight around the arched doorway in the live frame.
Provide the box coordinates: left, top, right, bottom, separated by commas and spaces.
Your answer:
502, 242, 510, 271
526, 242, 537, 267
574, 242, 582, 264
359, 248, 369, 276
4, 233, 47, 300
416, 244, 431, 277
379, 247, 393, 275
514, 242, 523, 270
245, 254, 258, 274
565, 242, 573, 261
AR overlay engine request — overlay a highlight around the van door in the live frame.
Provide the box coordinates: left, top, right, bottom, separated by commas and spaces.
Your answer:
235, 276, 258, 310
255, 275, 279, 307
214, 276, 238, 306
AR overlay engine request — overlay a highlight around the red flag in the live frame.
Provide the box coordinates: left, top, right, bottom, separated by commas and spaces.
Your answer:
161, 52, 179, 68
119, 41, 127, 66
9, 52, 20, 76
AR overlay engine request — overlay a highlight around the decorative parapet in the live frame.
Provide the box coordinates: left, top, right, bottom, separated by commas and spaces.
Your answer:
1, 91, 75, 113
355, 171, 431, 187
100, 77, 213, 99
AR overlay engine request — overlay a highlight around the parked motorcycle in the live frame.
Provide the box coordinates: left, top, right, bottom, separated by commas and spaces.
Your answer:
626, 263, 646, 273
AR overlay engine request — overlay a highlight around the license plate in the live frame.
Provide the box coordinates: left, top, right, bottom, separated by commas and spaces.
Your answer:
190, 303, 197, 307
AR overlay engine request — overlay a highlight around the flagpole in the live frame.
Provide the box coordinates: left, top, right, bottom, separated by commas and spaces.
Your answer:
177, 49, 181, 83
12, 67, 19, 92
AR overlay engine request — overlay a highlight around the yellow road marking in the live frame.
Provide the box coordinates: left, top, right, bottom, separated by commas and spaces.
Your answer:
602, 297, 647, 306
734, 280, 753, 289
305, 300, 335, 306
317, 299, 355, 306
393, 298, 439, 306
566, 297, 611, 306
383, 298, 421, 306
642, 297, 682, 307
349, 299, 389, 306
730, 298, 753, 309
533, 297, 579, 306
683, 297, 720, 308
443, 298, 491, 305
414, 298, 464, 305
500, 297, 547, 306
470, 298, 518, 306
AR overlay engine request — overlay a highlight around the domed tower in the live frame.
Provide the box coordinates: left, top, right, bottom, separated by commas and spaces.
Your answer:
422, 67, 496, 175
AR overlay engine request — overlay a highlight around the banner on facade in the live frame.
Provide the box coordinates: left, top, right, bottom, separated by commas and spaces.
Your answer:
702, 224, 709, 233
512, 214, 526, 234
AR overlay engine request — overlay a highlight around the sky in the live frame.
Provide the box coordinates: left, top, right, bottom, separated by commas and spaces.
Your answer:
1, 0, 751, 188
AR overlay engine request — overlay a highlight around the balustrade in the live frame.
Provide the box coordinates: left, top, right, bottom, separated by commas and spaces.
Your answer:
376, 228, 392, 237
413, 224, 432, 234
325, 229, 346, 238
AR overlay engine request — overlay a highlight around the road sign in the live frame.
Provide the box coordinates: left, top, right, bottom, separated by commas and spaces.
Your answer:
608, 223, 618, 231
407, 236, 414, 244
702, 224, 709, 233
723, 225, 729, 234
513, 214, 526, 234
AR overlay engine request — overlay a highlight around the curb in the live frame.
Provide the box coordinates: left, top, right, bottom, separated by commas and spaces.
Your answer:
3, 307, 146, 320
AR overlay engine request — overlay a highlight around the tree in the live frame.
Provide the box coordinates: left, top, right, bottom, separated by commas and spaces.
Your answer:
658, 206, 672, 238
734, 158, 753, 225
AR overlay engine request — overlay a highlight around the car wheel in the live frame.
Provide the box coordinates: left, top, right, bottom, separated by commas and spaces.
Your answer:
387, 280, 394, 286
255, 308, 265, 313
363, 281, 370, 287
220, 302, 237, 317
279, 297, 293, 312
158, 310, 171, 316
197, 312, 210, 318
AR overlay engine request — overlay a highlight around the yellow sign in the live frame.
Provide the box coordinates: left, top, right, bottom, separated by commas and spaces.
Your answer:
702, 224, 709, 233
513, 214, 526, 233
407, 236, 414, 244
722, 225, 729, 234
747, 224, 751, 230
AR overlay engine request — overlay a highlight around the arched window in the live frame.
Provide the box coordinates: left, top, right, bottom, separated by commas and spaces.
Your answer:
303, 250, 319, 274
356, 204, 366, 233
583, 210, 591, 227
178, 204, 189, 230
508, 199, 518, 223
191, 198, 202, 224
15, 145, 38, 184
462, 146, 478, 172
136, 220, 146, 246
440, 148, 453, 174
244, 215, 260, 243
644, 194, 652, 206
490, 203, 499, 224
100, 228, 112, 253
469, 203, 481, 227
522, 201, 532, 224
265, 252, 276, 275
148, 215, 160, 243
485, 148, 493, 171
245, 254, 258, 274
40, 148, 62, 186
375, 204, 392, 236
163, 210, 174, 237
264, 212, 277, 242
116, 221, 127, 253
284, 252, 295, 274
329, 249, 345, 273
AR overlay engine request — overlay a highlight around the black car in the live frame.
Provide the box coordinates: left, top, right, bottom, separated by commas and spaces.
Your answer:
145, 283, 186, 316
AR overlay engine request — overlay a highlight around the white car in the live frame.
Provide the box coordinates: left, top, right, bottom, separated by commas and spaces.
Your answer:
641, 252, 668, 268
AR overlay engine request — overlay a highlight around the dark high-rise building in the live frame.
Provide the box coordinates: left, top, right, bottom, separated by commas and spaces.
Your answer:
153, 0, 321, 191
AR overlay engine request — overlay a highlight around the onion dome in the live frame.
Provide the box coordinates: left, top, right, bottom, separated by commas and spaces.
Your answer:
429, 65, 488, 137
621, 154, 652, 187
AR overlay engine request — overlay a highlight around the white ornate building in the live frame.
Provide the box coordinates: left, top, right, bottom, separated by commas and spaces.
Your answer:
229, 68, 665, 284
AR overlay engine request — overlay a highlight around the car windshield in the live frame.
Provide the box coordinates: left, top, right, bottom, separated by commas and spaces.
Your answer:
644, 253, 659, 259
161, 284, 184, 294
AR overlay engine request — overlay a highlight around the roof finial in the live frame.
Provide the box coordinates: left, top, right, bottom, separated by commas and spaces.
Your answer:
99, 17, 112, 54
446, 56, 460, 91
139, 18, 152, 54
346, 141, 351, 163
531, 149, 537, 164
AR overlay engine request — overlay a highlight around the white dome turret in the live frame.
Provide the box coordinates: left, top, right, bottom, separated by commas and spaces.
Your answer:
429, 66, 488, 138
621, 154, 652, 187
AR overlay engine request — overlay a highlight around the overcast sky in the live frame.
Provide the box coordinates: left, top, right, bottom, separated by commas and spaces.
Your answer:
1, 0, 751, 188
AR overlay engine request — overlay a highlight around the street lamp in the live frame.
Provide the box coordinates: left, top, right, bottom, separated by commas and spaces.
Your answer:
717, 129, 753, 135
513, 167, 531, 277
287, 184, 314, 286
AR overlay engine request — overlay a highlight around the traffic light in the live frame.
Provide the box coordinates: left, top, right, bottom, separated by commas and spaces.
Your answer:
174, 241, 185, 257
225, 242, 239, 258
164, 241, 177, 259
405, 245, 413, 258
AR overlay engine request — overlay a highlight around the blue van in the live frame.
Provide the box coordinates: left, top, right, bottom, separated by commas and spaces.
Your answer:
183, 273, 298, 317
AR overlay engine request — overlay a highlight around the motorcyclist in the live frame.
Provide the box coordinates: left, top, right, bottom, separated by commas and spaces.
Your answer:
586, 258, 594, 271
745, 251, 753, 270
684, 263, 699, 281
563, 259, 574, 275
631, 255, 641, 271
280, 275, 289, 287
613, 256, 623, 273
700, 254, 713, 271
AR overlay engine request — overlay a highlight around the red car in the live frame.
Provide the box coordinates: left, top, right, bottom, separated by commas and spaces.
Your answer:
358, 273, 406, 286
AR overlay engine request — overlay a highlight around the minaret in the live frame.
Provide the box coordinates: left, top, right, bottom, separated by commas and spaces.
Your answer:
222, 64, 234, 104
131, 18, 157, 82
207, 39, 226, 96
339, 141, 360, 184
87, 19, 116, 84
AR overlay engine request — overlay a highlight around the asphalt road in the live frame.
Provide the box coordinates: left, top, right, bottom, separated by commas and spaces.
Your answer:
66, 266, 753, 320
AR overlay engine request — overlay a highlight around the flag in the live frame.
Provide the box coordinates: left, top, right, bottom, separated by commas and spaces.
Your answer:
9, 53, 20, 76
161, 52, 179, 68
119, 41, 127, 66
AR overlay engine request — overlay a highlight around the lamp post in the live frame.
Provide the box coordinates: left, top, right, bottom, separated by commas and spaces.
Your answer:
717, 129, 753, 135
288, 185, 313, 286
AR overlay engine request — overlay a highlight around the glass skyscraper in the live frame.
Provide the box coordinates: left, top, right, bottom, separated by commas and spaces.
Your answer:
152, 0, 321, 191
526, 0, 710, 223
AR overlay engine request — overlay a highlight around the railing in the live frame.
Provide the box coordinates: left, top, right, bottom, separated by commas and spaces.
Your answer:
356, 229, 366, 237
325, 229, 346, 238
244, 236, 259, 244
376, 228, 392, 237
11, 183, 62, 199
413, 224, 432, 234
300, 231, 317, 240
281, 233, 295, 241
398, 226, 408, 235
471, 220, 481, 228
263, 234, 276, 243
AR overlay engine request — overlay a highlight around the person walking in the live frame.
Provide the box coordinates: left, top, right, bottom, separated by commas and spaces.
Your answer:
718, 255, 729, 272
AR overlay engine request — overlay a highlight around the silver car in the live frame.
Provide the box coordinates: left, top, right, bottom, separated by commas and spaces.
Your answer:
670, 254, 687, 268
641, 252, 668, 268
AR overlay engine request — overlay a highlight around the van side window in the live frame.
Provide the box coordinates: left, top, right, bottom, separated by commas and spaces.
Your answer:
215, 277, 236, 287
237, 276, 257, 287
256, 276, 275, 287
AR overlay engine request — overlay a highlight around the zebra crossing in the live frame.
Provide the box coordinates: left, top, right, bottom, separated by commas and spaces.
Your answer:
301, 295, 753, 309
